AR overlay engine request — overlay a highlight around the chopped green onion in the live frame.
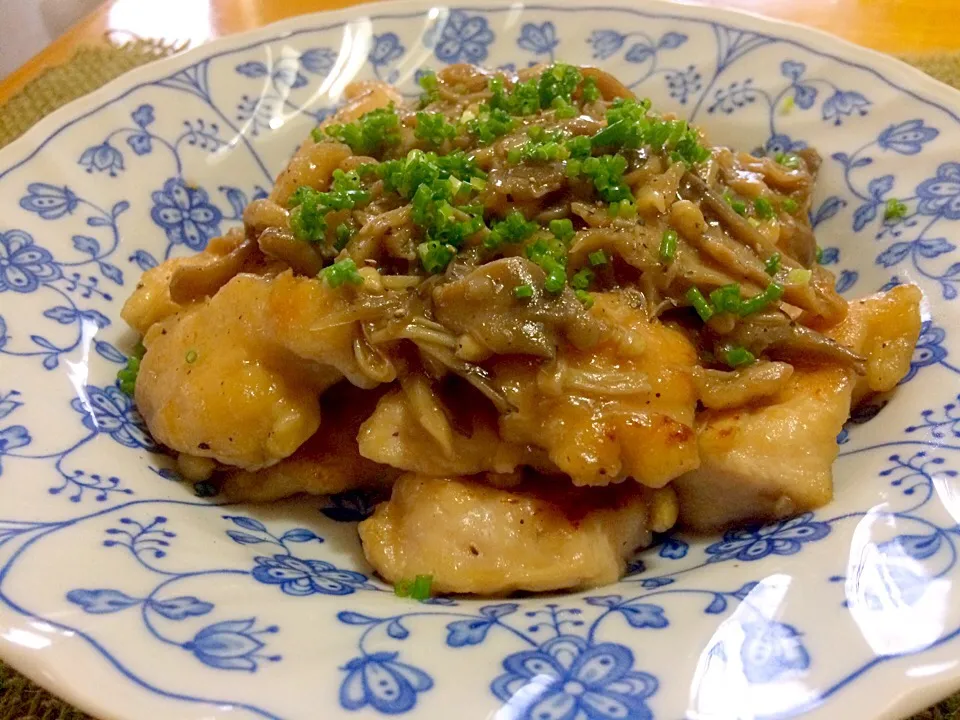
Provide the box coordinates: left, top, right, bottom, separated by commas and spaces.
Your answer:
815, 246, 824, 264
514, 283, 534, 299
686, 287, 714, 322
588, 250, 608, 266
781, 197, 799, 214
722, 344, 756, 368
725, 193, 747, 216
580, 76, 601, 104
117, 341, 146, 396
418, 240, 456, 274
780, 96, 795, 115
709, 283, 742, 314
321, 258, 364, 287
659, 229, 678, 263
549, 218, 575, 243
321, 106, 401, 156
335, 223, 353, 250
765, 253, 781, 275
884, 198, 908, 221
738, 282, 784, 316
575, 289, 595, 308
571, 267, 594, 290
774, 152, 801, 169
786, 268, 812, 285
288, 171, 371, 242
415, 111, 457, 147
487, 211, 539, 250
418, 70, 440, 105
394, 574, 434, 599
754, 197, 775, 220
185, 349, 198, 364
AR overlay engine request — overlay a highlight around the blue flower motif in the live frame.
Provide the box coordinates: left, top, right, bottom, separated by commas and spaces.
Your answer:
70, 385, 155, 450
901, 321, 948, 383
0, 229, 62, 293
78, 142, 125, 176
517, 22, 558, 57
131, 104, 155, 128
492, 636, 658, 720
126, 133, 153, 156
433, 10, 494, 64
184, 618, 279, 671
740, 620, 810, 683
917, 162, 960, 220
0, 425, 31, 475
878, 118, 939, 155
792, 83, 818, 110
18, 183, 79, 220
705, 513, 830, 562
764, 133, 806, 155
150, 177, 223, 250
588, 29, 626, 60
780, 60, 806, 80
369, 33, 405, 67
340, 651, 433, 713
251, 554, 371, 596
665, 65, 701, 105
822, 90, 870, 125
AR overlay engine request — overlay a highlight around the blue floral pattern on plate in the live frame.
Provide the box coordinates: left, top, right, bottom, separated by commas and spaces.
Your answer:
2, 2, 960, 719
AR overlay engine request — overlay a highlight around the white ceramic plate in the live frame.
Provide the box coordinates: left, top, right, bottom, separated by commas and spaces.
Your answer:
2, 1, 960, 718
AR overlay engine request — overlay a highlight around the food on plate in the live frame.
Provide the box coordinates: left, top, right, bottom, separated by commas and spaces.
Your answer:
119, 62, 922, 596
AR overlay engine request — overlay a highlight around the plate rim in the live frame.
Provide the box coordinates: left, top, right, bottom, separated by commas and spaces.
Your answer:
2, 1, 960, 718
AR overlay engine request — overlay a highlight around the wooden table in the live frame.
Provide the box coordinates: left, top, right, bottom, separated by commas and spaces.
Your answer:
2, 0, 959, 106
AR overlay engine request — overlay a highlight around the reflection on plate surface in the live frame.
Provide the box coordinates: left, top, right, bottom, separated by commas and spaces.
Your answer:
2, 0, 960, 718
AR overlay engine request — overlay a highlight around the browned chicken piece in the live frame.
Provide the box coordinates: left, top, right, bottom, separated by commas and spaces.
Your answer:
675, 366, 853, 532
821, 284, 922, 405
494, 291, 699, 488
221, 383, 401, 502
359, 474, 678, 595
121, 231, 250, 334
136, 274, 336, 470
357, 380, 544, 476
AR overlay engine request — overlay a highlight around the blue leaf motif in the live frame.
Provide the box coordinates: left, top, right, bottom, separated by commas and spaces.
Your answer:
640, 577, 674, 589
150, 596, 214, 620
917, 237, 955, 258
338, 611, 379, 625
446, 618, 493, 647
819, 246, 840, 265
95, 340, 126, 364
279, 528, 322, 543
0, 425, 31, 453
625, 43, 655, 64
658, 32, 687, 49
132, 104, 155, 128
877, 532, 942, 560
300, 48, 337, 75
226, 516, 267, 532
587, 30, 626, 60
72, 235, 100, 256
836, 270, 859, 293
99, 262, 123, 285
220, 186, 248, 220
43, 307, 78, 324
831, 151, 850, 166
226, 531, 265, 545
0, 395, 22, 421
618, 602, 669, 629
853, 201, 879, 232
877, 242, 912, 268
479, 603, 519, 619
659, 537, 689, 559
31, 335, 59, 351
79, 310, 110, 328
793, 84, 817, 110
236, 61, 268, 78
585, 594, 623, 608
733, 581, 760, 601
66, 588, 140, 614
705, 595, 728, 614
811, 196, 846, 227
129, 250, 158, 271
850, 156, 874, 169
111, 201, 130, 217
42, 354, 59, 370
868, 175, 894, 200
386, 619, 410, 640
87, 216, 111, 227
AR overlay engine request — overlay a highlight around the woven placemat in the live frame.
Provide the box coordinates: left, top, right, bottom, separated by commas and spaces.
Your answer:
1, 38, 960, 720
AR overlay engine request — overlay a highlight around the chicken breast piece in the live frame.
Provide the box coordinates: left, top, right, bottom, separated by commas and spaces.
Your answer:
822, 283, 922, 404
494, 291, 699, 487
674, 366, 852, 532
359, 474, 679, 595
357, 380, 544, 476
221, 383, 400, 502
136, 274, 336, 469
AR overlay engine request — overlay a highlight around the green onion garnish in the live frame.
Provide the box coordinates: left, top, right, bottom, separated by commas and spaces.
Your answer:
786, 268, 812, 286
884, 198, 908, 221
754, 197, 774, 220
321, 258, 364, 287
738, 282, 784, 316
571, 267, 594, 291
781, 197, 798, 214
588, 250, 608, 266
815, 246, 824, 264
709, 283, 742, 314
765, 253, 781, 276
575, 289, 595, 308
514, 283, 534, 299
395, 574, 434, 600
775, 152, 801, 170
185, 349, 198, 364
659, 229, 678, 263
686, 287, 714, 322
722, 344, 756, 368
117, 341, 146, 396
